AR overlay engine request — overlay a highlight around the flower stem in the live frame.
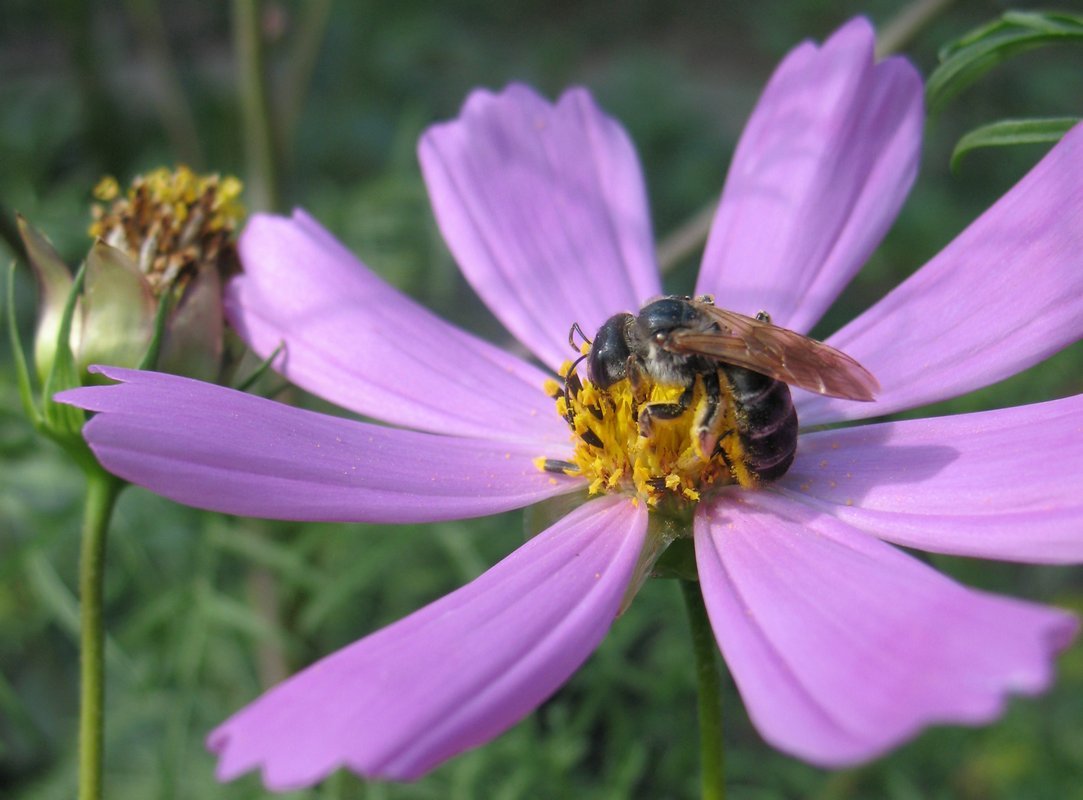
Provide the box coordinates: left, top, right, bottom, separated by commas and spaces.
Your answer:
680, 579, 725, 800
232, 0, 280, 212
78, 468, 123, 800
876, 0, 958, 58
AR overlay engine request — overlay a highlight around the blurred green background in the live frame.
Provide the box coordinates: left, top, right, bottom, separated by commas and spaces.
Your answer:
2, 1, 1083, 798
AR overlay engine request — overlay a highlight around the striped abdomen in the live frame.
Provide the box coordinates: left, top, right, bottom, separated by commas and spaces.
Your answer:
723, 365, 799, 482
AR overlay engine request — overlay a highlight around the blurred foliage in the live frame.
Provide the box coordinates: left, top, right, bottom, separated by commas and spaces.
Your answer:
926, 10, 1083, 112
2, 1, 1082, 798
924, 10, 1083, 167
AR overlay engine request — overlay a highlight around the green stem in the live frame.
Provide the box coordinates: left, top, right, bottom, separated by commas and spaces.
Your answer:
78, 468, 123, 800
232, 0, 280, 212
124, 0, 206, 166
876, 0, 958, 59
680, 579, 724, 800
279, 0, 334, 159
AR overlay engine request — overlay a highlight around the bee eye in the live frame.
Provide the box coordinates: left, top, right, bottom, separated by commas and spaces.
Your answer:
653, 332, 666, 344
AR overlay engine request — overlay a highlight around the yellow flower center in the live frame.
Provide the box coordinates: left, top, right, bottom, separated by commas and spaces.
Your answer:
89, 166, 245, 295
537, 358, 753, 510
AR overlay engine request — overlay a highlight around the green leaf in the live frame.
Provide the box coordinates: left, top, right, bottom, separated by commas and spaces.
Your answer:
927, 11, 1083, 112
233, 339, 285, 392
41, 261, 87, 440
137, 290, 173, 371
951, 117, 1081, 170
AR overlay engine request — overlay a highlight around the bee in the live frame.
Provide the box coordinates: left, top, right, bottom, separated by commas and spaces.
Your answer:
567, 295, 878, 484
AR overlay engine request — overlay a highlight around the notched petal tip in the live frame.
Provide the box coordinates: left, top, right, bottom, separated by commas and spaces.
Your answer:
696, 16, 924, 333
419, 79, 661, 370
695, 494, 1080, 768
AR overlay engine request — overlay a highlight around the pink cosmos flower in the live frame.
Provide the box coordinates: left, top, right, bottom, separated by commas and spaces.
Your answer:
57, 18, 1083, 791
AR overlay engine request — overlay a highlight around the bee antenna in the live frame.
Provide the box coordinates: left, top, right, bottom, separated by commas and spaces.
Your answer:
568, 321, 592, 352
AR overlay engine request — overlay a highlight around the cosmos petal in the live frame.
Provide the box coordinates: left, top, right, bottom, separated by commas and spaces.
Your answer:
419, 83, 662, 372
207, 496, 648, 788
55, 366, 579, 523
695, 492, 1077, 767
777, 394, 1083, 563
800, 121, 1083, 425
229, 210, 567, 445
695, 17, 922, 333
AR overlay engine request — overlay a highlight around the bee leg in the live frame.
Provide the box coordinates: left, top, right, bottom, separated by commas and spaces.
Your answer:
637, 384, 693, 439
717, 429, 758, 489
625, 355, 648, 395
692, 370, 723, 460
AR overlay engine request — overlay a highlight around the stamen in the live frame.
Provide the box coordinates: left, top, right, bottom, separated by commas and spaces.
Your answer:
538, 364, 740, 509
89, 166, 245, 296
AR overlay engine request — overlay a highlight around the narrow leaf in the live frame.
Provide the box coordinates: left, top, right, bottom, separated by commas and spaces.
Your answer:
138, 290, 173, 371
233, 340, 284, 392
41, 262, 87, 437
928, 12, 1083, 112
951, 117, 1080, 170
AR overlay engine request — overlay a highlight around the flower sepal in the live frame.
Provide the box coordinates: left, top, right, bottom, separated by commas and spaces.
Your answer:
79, 241, 157, 379
617, 512, 696, 614
7, 254, 97, 472
16, 214, 80, 383
650, 534, 698, 581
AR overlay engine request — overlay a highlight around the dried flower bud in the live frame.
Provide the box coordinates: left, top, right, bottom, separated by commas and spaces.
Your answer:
89, 166, 244, 298
21, 167, 245, 390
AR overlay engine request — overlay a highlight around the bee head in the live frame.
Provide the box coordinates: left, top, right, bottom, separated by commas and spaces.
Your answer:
586, 312, 635, 389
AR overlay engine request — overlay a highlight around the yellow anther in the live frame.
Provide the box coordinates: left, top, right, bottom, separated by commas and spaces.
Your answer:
93, 176, 120, 202
539, 366, 736, 507
88, 167, 245, 295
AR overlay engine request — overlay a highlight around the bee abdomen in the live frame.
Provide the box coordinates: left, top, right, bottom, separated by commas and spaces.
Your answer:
723, 366, 798, 482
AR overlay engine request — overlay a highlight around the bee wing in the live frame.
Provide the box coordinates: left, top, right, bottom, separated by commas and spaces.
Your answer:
667, 305, 879, 401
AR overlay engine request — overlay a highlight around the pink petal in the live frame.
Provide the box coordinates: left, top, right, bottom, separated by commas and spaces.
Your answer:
230, 210, 568, 445
695, 492, 1077, 767
56, 367, 580, 523
208, 496, 647, 788
419, 84, 662, 371
800, 121, 1083, 426
778, 394, 1083, 563
695, 17, 922, 333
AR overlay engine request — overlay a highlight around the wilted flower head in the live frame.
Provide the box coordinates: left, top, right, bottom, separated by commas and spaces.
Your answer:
58, 18, 1083, 791
89, 166, 243, 295
20, 166, 243, 388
